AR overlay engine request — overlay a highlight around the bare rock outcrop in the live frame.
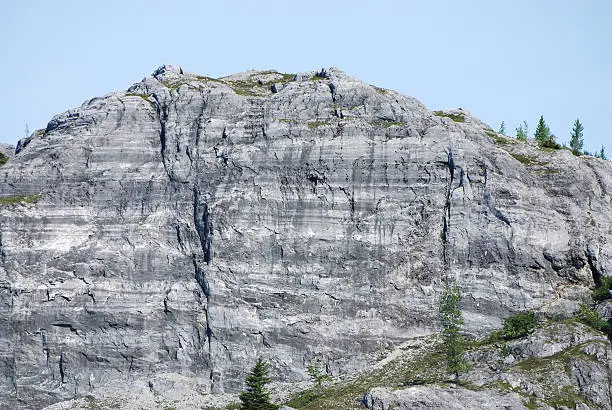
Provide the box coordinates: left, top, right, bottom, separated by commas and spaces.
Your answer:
0, 65, 611, 408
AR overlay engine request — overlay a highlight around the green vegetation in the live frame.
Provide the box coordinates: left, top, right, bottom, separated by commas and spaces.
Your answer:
370, 119, 405, 128
569, 118, 584, 156
274, 73, 296, 84
311, 74, 326, 81
282, 316, 608, 409
161, 79, 194, 91
439, 280, 469, 380
278, 118, 297, 124
307, 358, 332, 393
433, 111, 465, 123
500, 312, 537, 340
287, 337, 448, 409
534, 115, 551, 144
576, 304, 610, 335
125, 92, 152, 102
485, 130, 516, 146
307, 121, 330, 129
371, 85, 388, 94
194, 75, 226, 84
225, 79, 262, 96
515, 120, 529, 141
509, 153, 550, 167
0, 193, 42, 205
533, 115, 561, 149
597, 145, 607, 160
227, 73, 295, 96
538, 138, 562, 150
0, 152, 8, 167
592, 276, 612, 301
513, 339, 603, 408
498, 121, 506, 135
239, 359, 279, 410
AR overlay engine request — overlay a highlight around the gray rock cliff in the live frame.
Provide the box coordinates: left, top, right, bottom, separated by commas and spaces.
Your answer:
0, 65, 611, 408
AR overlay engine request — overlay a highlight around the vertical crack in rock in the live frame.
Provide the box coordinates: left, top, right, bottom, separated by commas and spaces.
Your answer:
192, 186, 214, 386
0, 227, 6, 268
152, 94, 171, 179
193, 188, 212, 265
586, 247, 601, 286
59, 352, 65, 384
441, 149, 455, 268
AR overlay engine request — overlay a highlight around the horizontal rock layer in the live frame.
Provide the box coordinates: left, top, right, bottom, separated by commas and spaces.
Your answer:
0, 65, 610, 408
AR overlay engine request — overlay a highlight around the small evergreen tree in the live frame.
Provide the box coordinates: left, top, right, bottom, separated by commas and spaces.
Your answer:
569, 119, 584, 156
516, 120, 528, 141
498, 121, 506, 135
307, 358, 331, 393
534, 115, 551, 144
239, 359, 279, 410
439, 280, 469, 381
599, 145, 607, 160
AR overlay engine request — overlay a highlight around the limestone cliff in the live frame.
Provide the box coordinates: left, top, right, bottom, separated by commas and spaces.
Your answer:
0, 65, 611, 409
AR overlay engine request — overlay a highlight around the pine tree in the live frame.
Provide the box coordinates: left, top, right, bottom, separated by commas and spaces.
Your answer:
498, 121, 506, 135
307, 358, 332, 393
516, 120, 528, 141
569, 119, 584, 156
534, 115, 551, 144
439, 280, 469, 381
599, 145, 607, 160
239, 359, 279, 410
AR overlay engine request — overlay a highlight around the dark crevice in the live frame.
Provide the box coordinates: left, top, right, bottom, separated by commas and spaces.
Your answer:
193, 188, 213, 265
192, 256, 211, 298
192, 186, 214, 389
152, 94, 172, 180
59, 352, 65, 384
586, 248, 601, 287
441, 149, 454, 266
0, 228, 6, 268
175, 225, 185, 252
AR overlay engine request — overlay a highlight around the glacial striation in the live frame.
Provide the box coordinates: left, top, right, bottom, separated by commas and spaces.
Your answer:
0, 65, 611, 409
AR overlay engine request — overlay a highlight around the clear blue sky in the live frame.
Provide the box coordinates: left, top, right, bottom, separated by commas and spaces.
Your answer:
2, 0, 610, 153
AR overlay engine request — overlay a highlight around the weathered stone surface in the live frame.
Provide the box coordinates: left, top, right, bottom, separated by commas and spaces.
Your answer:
365, 322, 612, 410
0, 65, 611, 408
0, 143, 13, 159
364, 386, 530, 410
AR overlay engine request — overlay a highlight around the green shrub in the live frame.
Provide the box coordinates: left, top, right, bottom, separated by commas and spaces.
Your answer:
0, 152, 8, 167
433, 111, 465, 123
0, 193, 42, 205
286, 389, 321, 408
593, 276, 612, 301
538, 138, 562, 150
501, 312, 537, 340
576, 304, 609, 334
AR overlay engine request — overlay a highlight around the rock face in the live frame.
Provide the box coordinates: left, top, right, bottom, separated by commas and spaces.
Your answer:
365, 386, 530, 410
0, 65, 611, 408
364, 322, 612, 410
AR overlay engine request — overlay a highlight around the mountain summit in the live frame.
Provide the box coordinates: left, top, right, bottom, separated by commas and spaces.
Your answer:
1, 66, 611, 409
